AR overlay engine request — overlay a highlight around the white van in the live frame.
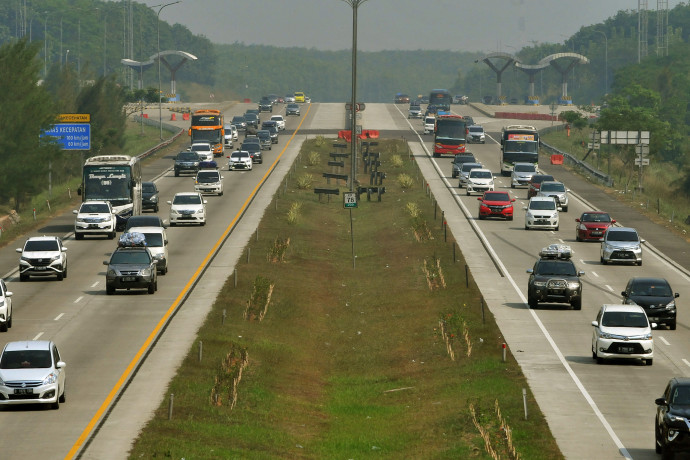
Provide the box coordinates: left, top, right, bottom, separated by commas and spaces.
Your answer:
423, 116, 435, 134
194, 169, 224, 196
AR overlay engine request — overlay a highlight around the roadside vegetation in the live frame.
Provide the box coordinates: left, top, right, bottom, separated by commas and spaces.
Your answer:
128, 138, 562, 459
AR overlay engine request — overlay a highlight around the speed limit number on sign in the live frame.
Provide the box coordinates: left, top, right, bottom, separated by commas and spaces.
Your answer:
343, 192, 357, 208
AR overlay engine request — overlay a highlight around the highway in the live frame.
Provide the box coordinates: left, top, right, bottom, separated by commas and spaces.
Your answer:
0, 101, 684, 459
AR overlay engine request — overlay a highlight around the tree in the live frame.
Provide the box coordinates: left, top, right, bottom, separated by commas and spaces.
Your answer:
0, 39, 60, 211
76, 76, 126, 155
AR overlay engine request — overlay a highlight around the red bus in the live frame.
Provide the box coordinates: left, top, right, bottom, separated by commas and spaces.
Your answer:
433, 115, 467, 157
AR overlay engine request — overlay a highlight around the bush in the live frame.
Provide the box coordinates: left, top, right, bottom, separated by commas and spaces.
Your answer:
296, 174, 314, 189
397, 173, 415, 189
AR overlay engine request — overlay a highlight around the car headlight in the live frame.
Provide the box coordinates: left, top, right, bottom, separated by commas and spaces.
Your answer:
599, 332, 617, 339
107, 269, 117, 276
551, 212, 559, 218
666, 300, 676, 310
196, 208, 204, 214
50, 255, 61, 262
42, 372, 58, 385
579, 224, 587, 231
153, 254, 164, 260
77, 217, 87, 223
140, 268, 151, 277
526, 212, 533, 219
568, 282, 581, 290
533, 281, 547, 287
20, 256, 30, 262
641, 332, 653, 340
102, 215, 112, 222
171, 209, 179, 215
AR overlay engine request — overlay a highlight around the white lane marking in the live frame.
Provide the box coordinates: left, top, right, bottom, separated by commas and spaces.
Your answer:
683, 359, 690, 368
33, 332, 43, 340
398, 121, 633, 459
659, 336, 670, 346
558, 238, 565, 243
54, 313, 64, 321
605, 285, 614, 292
74, 296, 84, 304
91, 281, 99, 288
591, 271, 599, 277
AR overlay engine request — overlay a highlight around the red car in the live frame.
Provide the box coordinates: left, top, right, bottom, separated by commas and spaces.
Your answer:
575, 211, 616, 241
527, 174, 555, 198
477, 191, 515, 220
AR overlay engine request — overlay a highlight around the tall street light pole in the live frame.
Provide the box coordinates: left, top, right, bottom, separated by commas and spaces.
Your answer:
43, 13, 48, 78
155, 1, 181, 140
341, 0, 368, 192
594, 30, 608, 94
103, 9, 108, 77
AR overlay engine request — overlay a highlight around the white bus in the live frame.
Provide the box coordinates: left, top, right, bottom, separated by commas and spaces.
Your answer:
79, 155, 142, 230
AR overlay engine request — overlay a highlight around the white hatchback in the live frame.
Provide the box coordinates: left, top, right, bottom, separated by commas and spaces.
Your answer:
465, 168, 494, 196
592, 304, 654, 365
524, 196, 559, 230
194, 169, 224, 196
167, 192, 207, 226
228, 150, 253, 170
189, 142, 214, 162
270, 115, 286, 130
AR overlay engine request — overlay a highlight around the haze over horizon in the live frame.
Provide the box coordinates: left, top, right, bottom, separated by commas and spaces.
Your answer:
129, 0, 683, 53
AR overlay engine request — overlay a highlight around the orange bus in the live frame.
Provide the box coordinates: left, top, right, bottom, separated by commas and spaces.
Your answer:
188, 109, 224, 157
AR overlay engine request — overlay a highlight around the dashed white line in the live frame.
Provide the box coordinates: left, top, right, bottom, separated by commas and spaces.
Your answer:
658, 336, 670, 346
591, 271, 599, 278
54, 313, 64, 321
91, 281, 99, 288
33, 332, 43, 341
605, 285, 614, 292
683, 359, 690, 368
74, 296, 84, 304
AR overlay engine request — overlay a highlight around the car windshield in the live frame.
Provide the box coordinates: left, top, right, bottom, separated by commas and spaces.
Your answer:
514, 164, 536, 172
81, 203, 109, 213
483, 192, 509, 202
630, 281, 672, 297
127, 217, 161, 229
541, 183, 566, 192
197, 172, 219, 183
470, 170, 492, 179
25, 240, 59, 251
529, 200, 556, 210
601, 311, 648, 328
110, 251, 152, 265
607, 230, 639, 242
177, 152, 198, 161
536, 261, 576, 276
232, 116, 245, 123
469, 127, 483, 133
532, 176, 553, 185
0, 350, 52, 369
453, 155, 475, 164
231, 152, 249, 159
142, 183, 156, 193
173, 195, 202, 205
243, 144, 260, 152
141, 233, 163, 247
672, 387, 690, 405
462, 163, 482, 172
582, 213, 611, 222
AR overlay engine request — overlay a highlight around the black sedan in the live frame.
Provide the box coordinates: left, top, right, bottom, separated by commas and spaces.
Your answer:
622, 277, 678, 330
142, 182, 159, 212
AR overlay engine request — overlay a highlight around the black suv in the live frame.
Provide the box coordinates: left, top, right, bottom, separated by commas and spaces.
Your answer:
261, 121, 279, 143
526, 244, 584, 309
258, 97, 273, 112
622, 277, 678, 330
142, 181, 159, 212
451, 153, 477, 178
103, 247, 158, 295
244, 112, 259, 129
174, 151, 200, 177
655, 377, 690, 457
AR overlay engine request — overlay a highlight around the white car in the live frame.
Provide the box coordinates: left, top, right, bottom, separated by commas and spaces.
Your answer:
537, 181, 569, 212
16, 236, 68, 281
194, 169, 224, 196
0, 340, 66, 409
127, 226, 169, 275
511, 162, 537, 188
524, 196, 559, 230
189, 142, 214, 162
592, 304, 654, 365
0, 279, 12, 332
458, 162, 483, 188
465, 168, 494, 196
223, 125, 234, 148
270, 115, 286, 130
467, 125, 485, 143
228, 150, 253, 170
284, 94, 296, 103
73, 200, 116, 240
167, 192, 207, 226
423, 116, 435, 134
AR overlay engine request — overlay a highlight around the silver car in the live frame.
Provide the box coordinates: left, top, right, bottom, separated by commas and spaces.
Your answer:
458, 162, 483, 188
537, 181, 569, 212
511, 162, 537, 188
467, 125, 485, 143
601, 227, 644, 265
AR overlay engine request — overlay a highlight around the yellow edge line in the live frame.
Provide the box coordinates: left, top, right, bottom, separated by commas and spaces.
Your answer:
65, 104, 313, 459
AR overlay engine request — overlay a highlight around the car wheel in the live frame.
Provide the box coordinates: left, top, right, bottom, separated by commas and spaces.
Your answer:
155, 205, 159, 213
174, 170, 179, 177
647, 358, 653, 366
452, 173, 457, 178
601, 257, 607, 265
57, 271, 64, 281
562, 206, 568, 212
592, 349, 597, 360
148, 283, 155, 294
571, 298, 582, 310
511, 183, 515, 189
154, 280, 158, 292
106, 285, 115, 295
75, 232, 84, 240
51, 396, 60, 410
200, 221, 206, 226
527, 295, 537, 309
661, 446, 674, 460
478, 215, 485, 220
670, 321, 677, 331
508, 216, 513, 221
525, 226, 529, 230
576, 234, 581, 242
466, 190, 470, 196
170, 222, 176, 227
219, 191, 223, 196
62, 266, 67, 279
0, 321, 7, 333
19, 273, 28, 282
637, 260, 643, 266
555, 226, 559, 231
596, 356, 604, 364
8, 311, 12, 328
108, 231, 115, 240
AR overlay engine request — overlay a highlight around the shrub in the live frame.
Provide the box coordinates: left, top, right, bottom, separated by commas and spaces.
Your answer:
398, 173, 415, 189
287, 202, 302, 225
296, 173, 314, 189
307, 151, 320, 166
390, 155, 404, 168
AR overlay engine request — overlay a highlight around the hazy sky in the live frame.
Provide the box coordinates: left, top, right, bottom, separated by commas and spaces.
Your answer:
133, 0, 684, 52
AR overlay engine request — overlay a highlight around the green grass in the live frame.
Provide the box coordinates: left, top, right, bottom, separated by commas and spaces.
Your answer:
543, 129, 690, 240
128, 137, 563, 459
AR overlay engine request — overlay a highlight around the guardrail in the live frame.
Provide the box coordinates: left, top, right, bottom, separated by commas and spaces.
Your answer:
539, 125, 613, 187
132, 115, 185, 160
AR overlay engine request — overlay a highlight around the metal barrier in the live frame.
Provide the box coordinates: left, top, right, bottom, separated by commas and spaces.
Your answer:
539, 134, 613, 187
133, 114, 181, 134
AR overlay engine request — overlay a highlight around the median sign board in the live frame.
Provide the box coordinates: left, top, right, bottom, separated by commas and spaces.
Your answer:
343, 191, 357, 208
42, 123, 91, 150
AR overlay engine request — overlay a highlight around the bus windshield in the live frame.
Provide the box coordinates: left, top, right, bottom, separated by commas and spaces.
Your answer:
504, 140, 538, 153
83, 165, 132, 204
191, 130, 222, 144
436, 120, 466, 140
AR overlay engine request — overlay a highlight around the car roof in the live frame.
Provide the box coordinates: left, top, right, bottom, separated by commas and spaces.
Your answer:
468, 125, 483, 129
608, 226, 637, 233
601, 304, 646, 314
540, 181, 564, 187
174, 192, 201, 197
531, 174, 554, 181
4, 340, 52, 352
127, 226, 165, 234
469, 168, 491, 173
26, 235, 60, 242
670, 377, 690, 386
529, 196, 556, 202
81, 200, 110, 206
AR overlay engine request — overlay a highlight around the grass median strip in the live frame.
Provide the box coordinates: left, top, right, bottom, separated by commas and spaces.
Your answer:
129, 137, 563, 459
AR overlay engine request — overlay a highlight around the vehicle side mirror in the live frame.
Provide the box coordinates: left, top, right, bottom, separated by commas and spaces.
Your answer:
164, 240, 168, 245
651, 322, 658, 328
477, 197, 481, 201
640, 239, 646, 244
6, 292, 12, 297
591, 321, 599, 327
578, 271, 585, 276
166, 201, 172, 205
511, 199, 516, 202
575, 218, 580, 222
611, 219, 616, 224
15, 248, 22, 253
523, 206, 528, 210
526, 269, 533, 274
103, 261, 109, 265
73, 210, 78, 214
621, 291, 627, 297
675, 293, 680, 298
203, 200, 208, 204
62, 247, 67, 252
655, 397, 668, 406
56, 361, 66, 369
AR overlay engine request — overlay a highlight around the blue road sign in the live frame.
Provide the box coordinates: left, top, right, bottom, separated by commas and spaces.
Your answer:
42, 123, 91, 150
